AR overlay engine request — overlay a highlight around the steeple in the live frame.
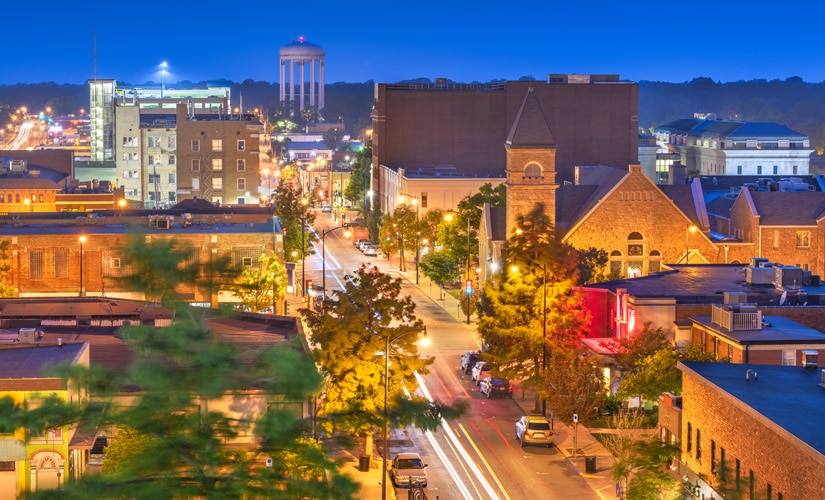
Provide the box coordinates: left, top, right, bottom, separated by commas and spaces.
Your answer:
505, 88, 559, 238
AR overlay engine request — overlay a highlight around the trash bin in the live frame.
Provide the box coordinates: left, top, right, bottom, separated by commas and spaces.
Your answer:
358, 454, 371, 472
585, 455, 597, 473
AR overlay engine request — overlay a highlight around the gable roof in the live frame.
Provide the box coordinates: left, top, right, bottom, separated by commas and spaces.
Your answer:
749, 192, 825, 225
555, 166, 627, 232
506, 87, 555, 148
655, 118, 808, 140
659, 184, 701, 225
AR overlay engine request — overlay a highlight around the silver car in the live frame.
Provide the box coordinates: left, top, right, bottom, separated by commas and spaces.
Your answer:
390, 452, 428, 487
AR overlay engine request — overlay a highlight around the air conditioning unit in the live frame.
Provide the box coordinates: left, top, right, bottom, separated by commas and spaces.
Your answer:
724, 292, 748, 304
774, 266, 806, 289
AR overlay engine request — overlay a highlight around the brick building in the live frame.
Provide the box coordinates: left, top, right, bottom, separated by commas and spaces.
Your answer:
678, 361, 825, 499
371, 75, 639, 213
0, 208, 282, 308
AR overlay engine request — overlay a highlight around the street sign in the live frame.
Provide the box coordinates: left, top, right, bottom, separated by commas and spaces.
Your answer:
573, 413, 578, 423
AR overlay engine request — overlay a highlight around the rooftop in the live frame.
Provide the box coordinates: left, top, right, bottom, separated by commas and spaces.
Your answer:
690, 313, 825, 345
679, 361, 825, 455
0, 343, 86, 379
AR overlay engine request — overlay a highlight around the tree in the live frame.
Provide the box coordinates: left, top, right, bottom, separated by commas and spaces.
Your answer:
478, 203, 591, 412
419, 251, 461, 299
542, 350, 605, 426
272, 183, 316, 261
575, 246, 609, 285
377, 206, 416, 271
233, 252, 288, 313
302, 265, 462, 458
343, 142, 372, 210
0, 239, 16, 296
4, 246, 358, 498
322, 127, 346, 152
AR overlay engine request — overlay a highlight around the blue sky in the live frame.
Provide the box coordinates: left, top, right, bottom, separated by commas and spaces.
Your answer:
5, 0, 825, 86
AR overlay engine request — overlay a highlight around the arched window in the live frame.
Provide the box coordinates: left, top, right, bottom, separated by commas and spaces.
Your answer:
39, 194, 44, 202
524, 163, 542, 179
649, 250, 662, 273
627, 232, 644, 256
609, 250, 622, 277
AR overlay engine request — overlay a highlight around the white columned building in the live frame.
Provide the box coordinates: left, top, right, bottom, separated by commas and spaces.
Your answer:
279, 38, 325, 116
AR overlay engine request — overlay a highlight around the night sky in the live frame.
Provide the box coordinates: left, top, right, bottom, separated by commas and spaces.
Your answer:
6, 0, 825, 86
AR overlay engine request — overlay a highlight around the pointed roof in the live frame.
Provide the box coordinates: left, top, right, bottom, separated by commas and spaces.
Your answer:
506, 87, 555, 147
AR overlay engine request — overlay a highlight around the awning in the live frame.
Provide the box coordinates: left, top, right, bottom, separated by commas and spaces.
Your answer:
0, 439, 26, 461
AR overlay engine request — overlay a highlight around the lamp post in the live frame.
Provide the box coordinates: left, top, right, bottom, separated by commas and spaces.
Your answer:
380, 326, 428, 500
78, 235, 86, 297
686, 224, 698, 264
160, 61, 167, 99
321, 226, 351, 305
397, 194, 420, 284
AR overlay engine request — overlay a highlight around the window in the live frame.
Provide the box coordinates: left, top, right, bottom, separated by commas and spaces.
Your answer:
720, 447, 726, 481
237, 197, 246, 204
609, 250, 622, 277
148, 136, 162, 148
737, 165, 742, 175
0, 194, 4, 203
168, 192, 176, 202
123, 136, 138, 147
148, 174, 161, 184
773, 165, 778, 175
237, 159, 246, 171
122, 152, 138, 161
212, 139, 223, 151
148, 154, 161, 166
728, 344, 734, 362
782, 350, 795, 366
212, 159, 223, 171
192, 159, 200, 171
191, 140, 200, 152
773, 230, 779, 248
54, 248, 68, 279
29, 249, 43, 279
687, 423, 692, 452
757, 165, 762, 175
237, 140, 245, 151
793, 165, 798, 175
212, 178, 223, 190
749, 470, 755, 500
233, 247, 262, 269
111, 258, 121, 269
0, 462, 14, 471
168, 154, 176, 166
736, 459, 741, 490
421, 192, 428, 208
649, 250, 661, 273
627, 232, 643, 256
524, 163, 542, 178
696, 429, 701, 459
237, 178, 246, 190
102, 250, 127, 278
711, 440, 716, 474
767, 484, 772, 500
796, 231, 811, 248
167, 136, 176, 149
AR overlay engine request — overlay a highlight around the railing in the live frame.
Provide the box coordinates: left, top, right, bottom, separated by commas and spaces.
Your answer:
711, 304, 762, 330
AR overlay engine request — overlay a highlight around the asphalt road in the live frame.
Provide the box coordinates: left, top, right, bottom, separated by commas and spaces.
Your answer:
306, 211, 597, 500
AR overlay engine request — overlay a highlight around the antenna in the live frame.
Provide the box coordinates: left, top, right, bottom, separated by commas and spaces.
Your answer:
93, 10, 97, 81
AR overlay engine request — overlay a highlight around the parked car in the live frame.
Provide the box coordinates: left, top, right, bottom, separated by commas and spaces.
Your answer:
389, 452, 428, 487
354, 238, 369, 248
471, 361, 491, 385
461, 351, 480, 374
479, 377, 513, 399
322, 205, 332, 213
363, 246, 379, 256
515, 416, 553, 447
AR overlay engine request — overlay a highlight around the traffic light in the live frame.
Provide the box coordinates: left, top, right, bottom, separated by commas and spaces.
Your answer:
306, 279, 313, 294
465, 279, 473, 295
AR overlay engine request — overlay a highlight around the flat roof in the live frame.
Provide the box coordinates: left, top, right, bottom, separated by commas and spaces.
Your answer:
0, 343, 86, 379
690, 314, 825, 344
680, 361, 825, 455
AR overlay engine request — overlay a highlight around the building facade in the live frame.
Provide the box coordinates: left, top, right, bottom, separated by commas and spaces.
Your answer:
654, 117, 814, 177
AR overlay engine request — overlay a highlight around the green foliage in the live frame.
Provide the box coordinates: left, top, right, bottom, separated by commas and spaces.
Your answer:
377, 206, 417, 267
233, 252, 288, 312
575, 246, 609, 285
272, 184, 316, 260
102, 426, 156, 474
322, 127, 346, 151
302, 265, 458, 441
420, 251, 461, 289
0, 239, 16, 296
113, 233, 197, 304
344, 142, 372, 209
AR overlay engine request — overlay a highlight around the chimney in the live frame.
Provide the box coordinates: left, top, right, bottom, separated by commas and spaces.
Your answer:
57, 338, 63, 347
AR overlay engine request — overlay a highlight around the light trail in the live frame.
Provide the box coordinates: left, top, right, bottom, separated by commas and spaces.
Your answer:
414, 372, 508, 500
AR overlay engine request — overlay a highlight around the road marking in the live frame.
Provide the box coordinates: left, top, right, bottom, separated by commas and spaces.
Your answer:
459, 422, 511, 500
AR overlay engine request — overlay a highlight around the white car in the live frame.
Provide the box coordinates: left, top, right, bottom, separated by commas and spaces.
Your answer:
363, 246, 379, 256
471, 361, 491, 385
515, 416, 554, 447
389, 452, 428, 487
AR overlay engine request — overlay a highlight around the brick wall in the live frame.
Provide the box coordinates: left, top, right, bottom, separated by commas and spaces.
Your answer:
682, 374, 825, 498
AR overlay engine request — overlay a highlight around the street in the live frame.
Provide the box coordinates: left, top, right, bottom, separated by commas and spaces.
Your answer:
298, 211, 599, 499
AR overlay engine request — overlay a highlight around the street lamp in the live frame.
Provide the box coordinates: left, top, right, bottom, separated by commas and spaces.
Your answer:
380, 326, 429, 500
686, 224, 698, 264
321, 226, 351, 305
398, 194, 420, 284
160, 61, 167, 99
445, 211, 472, 324
78, 235, 87, 297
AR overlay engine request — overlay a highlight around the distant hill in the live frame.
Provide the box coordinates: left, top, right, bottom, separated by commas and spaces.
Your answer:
4, 77, 825, 152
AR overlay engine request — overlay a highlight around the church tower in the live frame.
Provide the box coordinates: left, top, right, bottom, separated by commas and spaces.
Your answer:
505, 87, 558, 237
